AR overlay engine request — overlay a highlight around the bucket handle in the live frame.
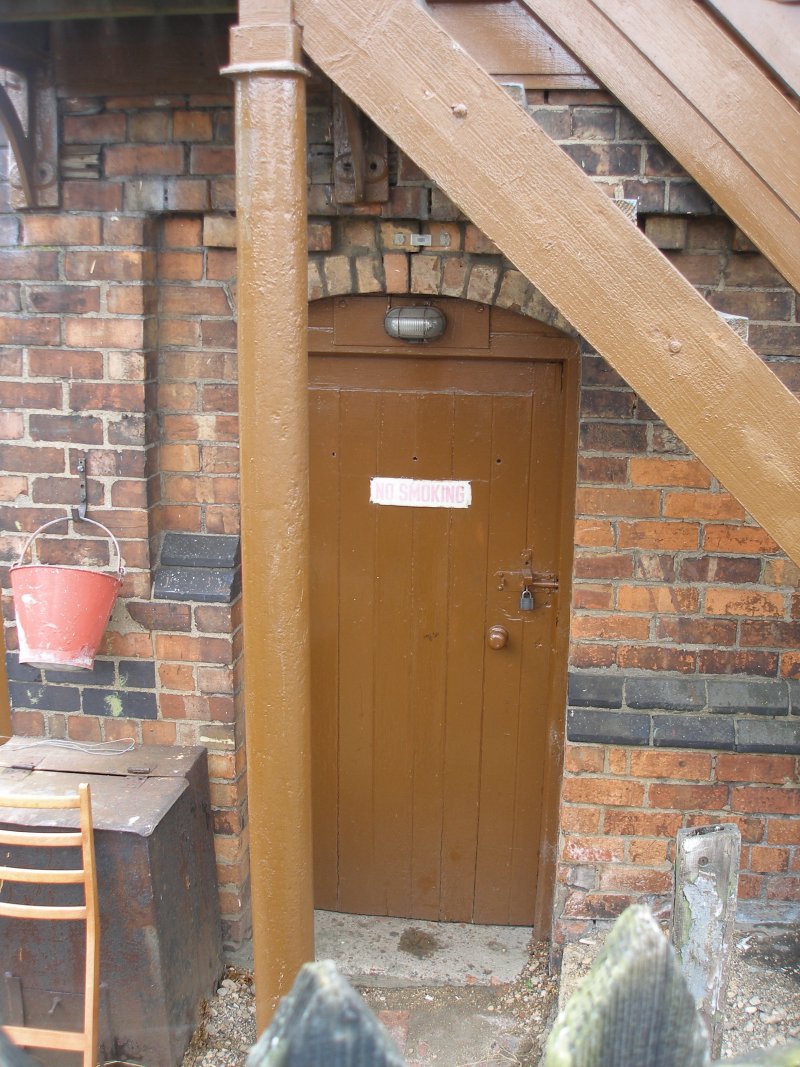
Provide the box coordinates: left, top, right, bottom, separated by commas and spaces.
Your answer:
14, 516, 126, 579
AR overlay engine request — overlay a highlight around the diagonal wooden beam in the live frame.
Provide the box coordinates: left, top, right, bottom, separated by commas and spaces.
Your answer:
703, 0, 800, 100
519, 0, 800, 294
296, 0, 800, 565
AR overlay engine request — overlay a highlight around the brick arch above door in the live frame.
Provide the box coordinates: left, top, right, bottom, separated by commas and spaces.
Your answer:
306, 227, 580, 342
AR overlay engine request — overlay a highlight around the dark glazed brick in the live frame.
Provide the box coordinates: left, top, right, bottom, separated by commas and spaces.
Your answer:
562, 143, 641, 176
9, 682, 81, 713
118, 660, 157, 689
83, 688, 157, 720
6, 654, 40, 682
668, 181, 714, 215
160, 532, 240, 569
737, 719, 800, 755
568, 672, 624, 709
626, 676, 706, 712
790, 683, 800, 716
707, 679, 788, 716
44, 660, 115, 685
567, 708, 650, 746
652, 714, 735, 751
153, 566, 241, 604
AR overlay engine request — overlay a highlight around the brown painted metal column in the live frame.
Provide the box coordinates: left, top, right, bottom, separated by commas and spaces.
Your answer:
224, 0, 314, 1027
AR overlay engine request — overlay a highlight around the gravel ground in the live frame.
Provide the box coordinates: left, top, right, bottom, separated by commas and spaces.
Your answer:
181, 926, 799, 1066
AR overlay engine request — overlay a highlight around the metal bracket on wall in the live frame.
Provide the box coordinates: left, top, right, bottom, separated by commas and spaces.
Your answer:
332, 86, 389, 205
73, 455, 88, 523
0, 63, 58, 209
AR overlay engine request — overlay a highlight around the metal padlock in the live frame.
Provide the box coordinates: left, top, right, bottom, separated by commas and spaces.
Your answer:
519, 587, 534, 612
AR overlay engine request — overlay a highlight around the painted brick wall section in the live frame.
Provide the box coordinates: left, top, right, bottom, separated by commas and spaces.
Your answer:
0, 76, 798, 944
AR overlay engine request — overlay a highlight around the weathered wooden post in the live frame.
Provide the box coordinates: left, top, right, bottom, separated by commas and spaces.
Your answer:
542, 905, 710, 1067
246, 960, 406, 1067
672, 824, 741, 1058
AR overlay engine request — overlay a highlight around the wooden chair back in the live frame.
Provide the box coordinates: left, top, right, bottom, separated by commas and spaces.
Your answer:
0, 783, 100, 1067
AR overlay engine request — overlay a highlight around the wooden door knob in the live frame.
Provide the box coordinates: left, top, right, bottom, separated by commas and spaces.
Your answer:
488, 625, 509, 649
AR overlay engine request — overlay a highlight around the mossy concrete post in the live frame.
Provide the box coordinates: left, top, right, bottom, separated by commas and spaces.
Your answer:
673, 824, 741, 1058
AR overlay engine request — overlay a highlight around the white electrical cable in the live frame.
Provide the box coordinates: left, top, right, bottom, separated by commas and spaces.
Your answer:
0, 736, 137, 755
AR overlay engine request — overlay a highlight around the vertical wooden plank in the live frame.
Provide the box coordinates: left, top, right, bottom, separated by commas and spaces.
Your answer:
336, 389, 381, 914
439, 393, 494, 921
371, 391, 416, 916
409, 392, 455, 920
309, 387, 341, 908
473, 393, 534, 924
509, 361, 563, 922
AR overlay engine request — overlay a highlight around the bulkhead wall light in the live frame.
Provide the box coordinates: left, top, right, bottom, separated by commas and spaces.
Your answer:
384, 305, 447, 342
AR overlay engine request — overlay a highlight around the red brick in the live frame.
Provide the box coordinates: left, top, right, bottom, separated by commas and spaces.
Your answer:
67, 715, 102, 742
628, 839, 670, 865
28, 285, 100, 314
158, 252, 204, 281
28, 349, 104, 379
65, 250, 153, 281
563, 891, 635, 920
70, 383, 145, 413
703, 525, 780, 554
0, 475, 28, 499
562, 777, 645, 807
678, 555, 762, 584
63, 181, 125, 212
782, 652, 800, 679
617, 585, 698, 614
103, 216, 154, 246
766, 878, 800, 901
155, 634, 232, 664
0, 382, 62, 409
573, 585, 614, 611
206, 249, 236, 280
630, 751, 712, 781
190, 145, 234, 174
697, 650, 778, 676
577, 457, 628, 484
0, 406, 23, 441
704, 588, 785, 618
22, 215, 101, 246
663, 491, 744, 521
128, 110, 169, 142
617, 521, 699, 551
11, 710, 45, 736
736, 874, 763, 899
767, 819, 800, 845
716, 753, 795, 785
629, 458, 711, 488
126, 601, 192, 632
617, 646, 696, 672
565, 746, 605, 774
561, 806, 601, 834
570, 643, 616, 668
574, 553, 634, 580
563, 836, 626, 863
173, 110, 213, 141
105, 144, 184, 176
0, 317, 60, 346
165, 178, 210, 212
580, 389, 636, 420
571, 615, 651, 641
64, 318, 144, 349
599, 867, 672, 893
0, 445, 65, 474
29, 413, 103, 444
194, 605, 235, 634
574, 520, 614, 547
576, 487, 660, 518
0, 250, 58, 280
649, 783, 728, 810
607, 748, 628, 775
63, 112, 126, 143
749, 846, 789, 873
141, 720, 178, 746
580, 423, 647, 453
732, 786, 800, 816
655, 618, 738, 646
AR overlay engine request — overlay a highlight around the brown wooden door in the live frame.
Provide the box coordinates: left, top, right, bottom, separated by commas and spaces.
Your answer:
309, 297, 576, 926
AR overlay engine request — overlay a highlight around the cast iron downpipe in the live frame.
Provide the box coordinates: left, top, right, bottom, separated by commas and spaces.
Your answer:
224, 0, 315, 1027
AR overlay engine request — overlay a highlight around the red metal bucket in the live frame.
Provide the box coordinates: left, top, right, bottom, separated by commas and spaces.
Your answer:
9, 517, 125, 671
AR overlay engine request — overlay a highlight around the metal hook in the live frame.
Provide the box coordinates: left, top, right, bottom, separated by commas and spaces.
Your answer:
73, 455, 87, 522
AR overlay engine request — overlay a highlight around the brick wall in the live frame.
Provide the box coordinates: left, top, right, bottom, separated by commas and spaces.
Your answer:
0, 72, 797, 944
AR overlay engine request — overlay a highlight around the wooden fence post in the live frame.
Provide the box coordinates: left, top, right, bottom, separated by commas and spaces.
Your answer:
673, 824, 741, 1058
